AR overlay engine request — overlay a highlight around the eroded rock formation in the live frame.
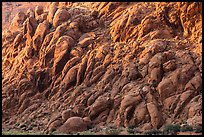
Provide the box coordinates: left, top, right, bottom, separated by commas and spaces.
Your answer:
2, 2, 202, 133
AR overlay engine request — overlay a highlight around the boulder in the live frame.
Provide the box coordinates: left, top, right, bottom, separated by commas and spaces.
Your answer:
35, 6, 44, 17
133, 101, 149, 124
157, 78, 176, 101
53, 8, 70, 28
146, 102, 164, 128
61, 109, 75, 122
89, 96, 111, 118
48, 119, 63, 132
57, 116, 87, 133
149, 67, 163, 85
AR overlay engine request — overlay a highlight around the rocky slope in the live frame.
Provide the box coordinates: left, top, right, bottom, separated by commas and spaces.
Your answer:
2, 2, 202, 134
2, 2, 47, 30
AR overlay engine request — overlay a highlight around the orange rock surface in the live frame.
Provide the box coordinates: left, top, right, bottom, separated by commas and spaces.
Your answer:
2, 2, 202, 134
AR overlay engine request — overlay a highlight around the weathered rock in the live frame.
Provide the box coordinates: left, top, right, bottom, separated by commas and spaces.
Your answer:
133, 101, 149, 125
149, 67, 163, 85
146, 102, 164, 128
61, 65, 79, 90
2, 2, 202, 134
163, 59, 177, 72
18, 99, 30, 114
36, 12, 48, 23
24, 45, 34, 58
184, 72, 202, 91
32, 20, 50, 52
188, 95, 202, 118
47, 3, 58, 23
48, 119, 62, 132
89, 96, 111, 119
78, 32, 96, 48
52, 35, 75, 75
70, 47, 83, 57
187, 115, 202, 127
35, 6, 44, 17
27, 8, 35, 18
10, 11, 26, 31
57, 116, 87, 133
76, 55, 88, 86
53, 8, 70, 28
24, 17, 38, 38
13, 33, 23, 48
61, 109, 75, 121
157, 78, 176, 101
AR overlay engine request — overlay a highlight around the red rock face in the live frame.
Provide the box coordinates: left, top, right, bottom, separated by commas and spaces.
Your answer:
2, 2, 202, 134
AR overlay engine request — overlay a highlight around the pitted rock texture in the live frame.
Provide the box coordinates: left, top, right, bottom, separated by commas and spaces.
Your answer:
2, 2, 202, 134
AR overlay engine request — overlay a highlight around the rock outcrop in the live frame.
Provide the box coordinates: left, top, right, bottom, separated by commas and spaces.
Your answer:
2, 2, 202, 134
